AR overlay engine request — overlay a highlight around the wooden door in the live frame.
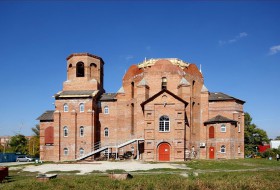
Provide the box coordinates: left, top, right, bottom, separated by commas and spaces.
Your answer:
158, 143, 170, 161
209, 147, 215, 159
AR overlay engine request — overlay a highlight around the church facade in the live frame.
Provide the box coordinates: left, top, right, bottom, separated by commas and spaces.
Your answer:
37, 53, 245, 162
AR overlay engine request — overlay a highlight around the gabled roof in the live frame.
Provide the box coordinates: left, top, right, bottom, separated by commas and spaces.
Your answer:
209, 92, 245, 104
137, 78, 149, 87
140, 89, 188, 108
54, 90, 99, 98
201, 85, 208, 92
204, 115, 237, 125
100, 93, 117, 101
117, 86, 125, 93
178, 77, 190, 86
37, 110, 54, 121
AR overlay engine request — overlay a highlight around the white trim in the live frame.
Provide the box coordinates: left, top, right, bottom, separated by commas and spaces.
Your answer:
220, 145, 226, 153
63, 103, 69, 112
221, 124, 226, 133
79, 103, 85, 112
104, 127, 109, 137
104, 106, 109, 114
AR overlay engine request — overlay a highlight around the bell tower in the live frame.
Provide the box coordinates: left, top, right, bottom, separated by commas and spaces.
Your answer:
63, 53, 104, 92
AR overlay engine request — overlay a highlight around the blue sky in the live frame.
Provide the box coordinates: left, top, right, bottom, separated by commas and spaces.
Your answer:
0, 1, 279, 139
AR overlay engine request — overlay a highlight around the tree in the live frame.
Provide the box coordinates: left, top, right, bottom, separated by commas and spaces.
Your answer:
244, 112, 269, 156
9, 134, 28, 154
29, 124, 40, 157
32, 124, 40, 137
275, 136, 280, 140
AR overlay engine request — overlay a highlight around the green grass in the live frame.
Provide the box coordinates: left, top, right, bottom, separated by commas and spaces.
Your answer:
1, 159, 280, 190
185, 158, 280, 170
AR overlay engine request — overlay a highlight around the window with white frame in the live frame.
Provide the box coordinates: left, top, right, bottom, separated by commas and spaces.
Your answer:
79, 103, 84, 112
63, 126, 68, 137
159, 115, 170, 132
64, 148, 69, 155
79, 148, 84, 155
221, 124, 226, 132
80, 126, 84, 137
104, 106, 109, 114
104, 127, 109, 137
63, 103, 69, 112
220, 145, 226, 153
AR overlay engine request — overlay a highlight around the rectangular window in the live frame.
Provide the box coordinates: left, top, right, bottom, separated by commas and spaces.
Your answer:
159, 116, 170, 132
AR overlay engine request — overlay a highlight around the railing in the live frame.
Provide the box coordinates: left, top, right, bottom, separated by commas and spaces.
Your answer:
76, 138, 144, 161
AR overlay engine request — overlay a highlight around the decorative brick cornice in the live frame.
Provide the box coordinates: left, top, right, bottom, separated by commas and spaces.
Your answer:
66, 53, 104, 64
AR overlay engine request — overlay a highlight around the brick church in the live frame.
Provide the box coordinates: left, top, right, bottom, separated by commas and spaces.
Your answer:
37, 53, 245, 162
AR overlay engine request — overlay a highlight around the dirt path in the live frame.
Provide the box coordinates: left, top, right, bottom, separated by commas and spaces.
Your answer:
19, 160, 190, 174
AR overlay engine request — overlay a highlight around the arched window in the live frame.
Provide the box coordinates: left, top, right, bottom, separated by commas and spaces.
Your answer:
79, 103, 84, 112
63, 126, 68, 137
90, 63, 97, 78
220, 145, 226, 153
64, 148, 69, 155
221, 124, 226, 132
238, 146, 241, 154
209, 126, 214, 138
63, 103, 68, 112
80, 126, 84, 137
131, 82, 134, 98
90, 63, 97, 68
162, 77, 167, 90
45, 126, 54, 145
159, 115, 170, 132
238, 122, 241, 133
79, 148, 84, 155
104, 127, 109, 137
104, 106, 109, 114
76, 62, 84, 77
69, 64, 72, 68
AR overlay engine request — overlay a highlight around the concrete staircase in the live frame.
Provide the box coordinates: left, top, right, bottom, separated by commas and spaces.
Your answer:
76, 138, 144, 161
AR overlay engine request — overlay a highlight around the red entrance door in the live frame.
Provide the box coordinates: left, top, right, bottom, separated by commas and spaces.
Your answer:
209, 147, 215, 159
158, 143, 170, 161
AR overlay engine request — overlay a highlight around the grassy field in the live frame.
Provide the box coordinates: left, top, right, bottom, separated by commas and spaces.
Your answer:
1, 159, 280, 190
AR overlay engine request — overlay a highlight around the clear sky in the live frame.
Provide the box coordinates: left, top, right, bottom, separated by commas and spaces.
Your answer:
0, 1, 279, 139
